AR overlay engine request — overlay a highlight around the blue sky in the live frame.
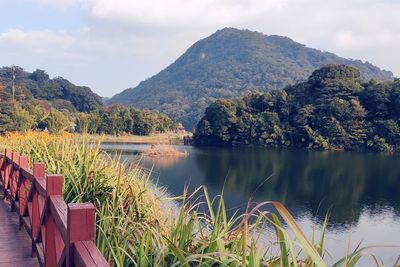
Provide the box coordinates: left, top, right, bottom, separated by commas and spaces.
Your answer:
1, 0, 399, 97
0, 1, 84, 31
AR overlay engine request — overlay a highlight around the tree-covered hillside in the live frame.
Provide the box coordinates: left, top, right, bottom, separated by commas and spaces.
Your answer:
0, 66, 174, 135
194, 65, 400, 152
0, 66, 102, 112
107, 28, 393, 128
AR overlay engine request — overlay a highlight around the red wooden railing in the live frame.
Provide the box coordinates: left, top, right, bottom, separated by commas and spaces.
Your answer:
0, 148, 109, 267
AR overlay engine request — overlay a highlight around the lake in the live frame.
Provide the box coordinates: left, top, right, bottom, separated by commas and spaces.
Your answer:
101, 143, 400, 264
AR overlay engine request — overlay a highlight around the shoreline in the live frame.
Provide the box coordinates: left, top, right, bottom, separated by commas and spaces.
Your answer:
91, 132, 191, 145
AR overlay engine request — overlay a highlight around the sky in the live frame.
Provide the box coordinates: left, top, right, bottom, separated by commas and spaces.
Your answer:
0, 0, 399, 97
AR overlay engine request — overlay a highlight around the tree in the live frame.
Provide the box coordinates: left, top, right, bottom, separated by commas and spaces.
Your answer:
13, 104, 35, 132
42, 109, 72, 134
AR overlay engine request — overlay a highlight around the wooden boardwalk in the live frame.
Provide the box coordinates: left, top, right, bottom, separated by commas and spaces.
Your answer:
0, 149, 109, 267
0, 191, 40, 267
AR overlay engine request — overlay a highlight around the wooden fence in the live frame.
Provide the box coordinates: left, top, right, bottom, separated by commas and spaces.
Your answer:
0, 148, 109, 267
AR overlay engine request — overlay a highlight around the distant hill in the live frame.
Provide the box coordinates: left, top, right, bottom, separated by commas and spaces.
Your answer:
107, 28, 394, 128
0, 66, 102, 112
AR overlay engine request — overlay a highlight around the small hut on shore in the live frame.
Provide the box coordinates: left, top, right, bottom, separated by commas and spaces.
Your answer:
174, 123, 186, 134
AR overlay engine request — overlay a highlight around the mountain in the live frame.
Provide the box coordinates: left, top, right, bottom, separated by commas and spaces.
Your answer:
107, 28, 394, 128
0, 66, 102, 113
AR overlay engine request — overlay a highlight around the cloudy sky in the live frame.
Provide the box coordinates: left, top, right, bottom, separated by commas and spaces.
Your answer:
1, 0, 399, 97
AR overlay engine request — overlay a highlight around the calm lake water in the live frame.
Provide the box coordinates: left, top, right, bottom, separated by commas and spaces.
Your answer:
101, 143, 400, 264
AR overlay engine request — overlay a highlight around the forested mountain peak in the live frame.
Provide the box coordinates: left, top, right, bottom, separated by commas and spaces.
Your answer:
107, 28, 394, 129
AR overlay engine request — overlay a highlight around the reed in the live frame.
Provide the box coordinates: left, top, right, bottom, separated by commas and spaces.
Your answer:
0, 131, 390, 266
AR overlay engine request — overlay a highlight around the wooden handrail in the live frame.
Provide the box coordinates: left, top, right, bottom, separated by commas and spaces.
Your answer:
0, 148, 109, 267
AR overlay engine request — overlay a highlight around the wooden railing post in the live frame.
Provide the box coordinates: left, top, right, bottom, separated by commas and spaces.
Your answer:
66, 203, 96, 267
3, 148, 12, 199
0, 148, 8, 184
31, 163, 45, 238
0, 155, 2, 182
44, 174, 63, 267
18, 155, 29, 228
0, 150, 4, 186
10, 152, 20, 211
31, 163, 45, 242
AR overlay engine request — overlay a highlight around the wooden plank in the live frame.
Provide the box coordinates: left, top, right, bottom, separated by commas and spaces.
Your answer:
49, 195, 68, 242
34, 242, 45, 267
21, 168, 34, 182
0, 258, 40, 267
73, 241, 109, 267
0, 190, 40, 267
35, 178, 47, 196
83, 241, 109, 266
28, 199, 33, 220
74, 241, 94, 267
22, 215, 32, 235
14, 200, 20, 212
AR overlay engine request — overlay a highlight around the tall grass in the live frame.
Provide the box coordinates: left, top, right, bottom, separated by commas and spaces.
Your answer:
0, 132, 392, 266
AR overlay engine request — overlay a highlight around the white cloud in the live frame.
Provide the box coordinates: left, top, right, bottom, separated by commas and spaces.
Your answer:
7, 0, 400, 96
0, 29, 74, 49
333, 30, 400, 50
84, 0, 288, 27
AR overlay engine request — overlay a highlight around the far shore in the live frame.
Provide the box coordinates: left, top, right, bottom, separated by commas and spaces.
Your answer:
91, 132, 192, 145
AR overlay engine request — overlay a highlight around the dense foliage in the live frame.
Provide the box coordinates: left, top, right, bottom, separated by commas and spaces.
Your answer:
75, 106, 173, 135
194, 65, 400, 152
107, 28, 393, 128
0, 66, 102, 112
0, 66, 174, 135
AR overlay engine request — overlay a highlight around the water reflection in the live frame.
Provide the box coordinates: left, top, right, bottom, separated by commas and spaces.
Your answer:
192, 147, 400, 227
104, 144, 400, 227
101, 143, 400, 263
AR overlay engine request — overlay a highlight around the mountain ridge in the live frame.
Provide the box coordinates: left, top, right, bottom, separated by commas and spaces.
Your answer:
107, 28, 394, 128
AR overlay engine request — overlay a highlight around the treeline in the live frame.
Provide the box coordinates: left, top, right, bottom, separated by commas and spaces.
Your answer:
76, 106, 173, 135
0, 66, 174, 135
194, 65, 400, 152
0, 99, 173, 135
0, 99, 72, 134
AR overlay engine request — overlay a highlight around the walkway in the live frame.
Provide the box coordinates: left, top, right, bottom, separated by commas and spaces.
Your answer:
0, 191, 40, 267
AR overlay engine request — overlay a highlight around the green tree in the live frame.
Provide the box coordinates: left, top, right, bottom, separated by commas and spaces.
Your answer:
42, 109, 71, 134
12, 104, 35, 132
